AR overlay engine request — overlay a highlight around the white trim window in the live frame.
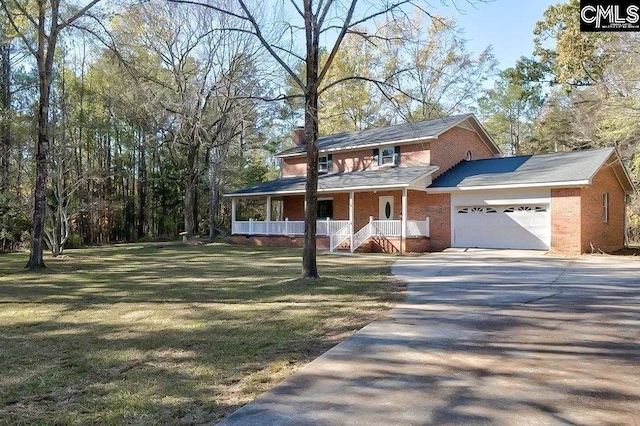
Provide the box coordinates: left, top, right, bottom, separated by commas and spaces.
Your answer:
381, 147, 395, 165
318, 154, 333, 172
373, 146, 401, 166
603, 192, 609, 223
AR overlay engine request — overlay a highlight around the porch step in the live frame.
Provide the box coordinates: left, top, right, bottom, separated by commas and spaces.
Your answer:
335, 241, 351, 251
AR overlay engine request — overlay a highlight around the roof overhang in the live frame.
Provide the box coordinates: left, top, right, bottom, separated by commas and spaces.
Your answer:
426, 180, 592, 193
275, 114, 502, 159
224, 166, 438, 198
604, 149, 636, 195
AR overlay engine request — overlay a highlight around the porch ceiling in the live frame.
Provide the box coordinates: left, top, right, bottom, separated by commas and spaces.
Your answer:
225, 165, 439, 198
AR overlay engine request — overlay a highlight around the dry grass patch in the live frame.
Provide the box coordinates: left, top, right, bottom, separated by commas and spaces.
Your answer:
0, 243, 403, 424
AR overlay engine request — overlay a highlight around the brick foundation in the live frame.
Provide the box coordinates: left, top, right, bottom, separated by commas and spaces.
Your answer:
229, 234, 429, 254
230, 235, 330, 249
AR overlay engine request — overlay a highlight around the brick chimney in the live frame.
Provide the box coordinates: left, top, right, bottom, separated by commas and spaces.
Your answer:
292, 126, 306, 146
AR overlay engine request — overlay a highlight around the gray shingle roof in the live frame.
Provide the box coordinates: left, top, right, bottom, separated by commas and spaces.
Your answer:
277, 114, 475, 157
227, 165, 439, 196
430, 148, 615, 189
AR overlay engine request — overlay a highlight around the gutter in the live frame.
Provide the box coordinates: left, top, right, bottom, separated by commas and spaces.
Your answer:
425, 180, 592, 193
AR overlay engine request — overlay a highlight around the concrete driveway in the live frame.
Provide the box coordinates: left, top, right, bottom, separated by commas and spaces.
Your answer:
219, 250, 640, 425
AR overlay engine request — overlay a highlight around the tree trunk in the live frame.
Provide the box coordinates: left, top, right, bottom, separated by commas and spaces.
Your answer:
0, 40, 10, 192
184, 144, 198, 238
302, 16, 320, 279
27, 97, 50, 269
27, 6, 56, 269
208, 152, 218, 240
137, 130, 146, 239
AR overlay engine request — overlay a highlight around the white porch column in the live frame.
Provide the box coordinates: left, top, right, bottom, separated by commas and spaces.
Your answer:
266, 196, 272, 222
266, 196, 272, 235
349, 191, 355, 247
231, 198, 237, 234
402, 188, 408, 252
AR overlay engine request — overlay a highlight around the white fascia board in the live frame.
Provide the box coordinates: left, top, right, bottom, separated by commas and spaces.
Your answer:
606, 150, 636, 195
223, 190, 306, 198
425, 180, 591, 193
276, 136, 437, 158
224, 183, 413, 198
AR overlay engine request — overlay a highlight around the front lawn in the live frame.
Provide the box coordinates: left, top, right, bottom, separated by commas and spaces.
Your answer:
0, 243, 401, 424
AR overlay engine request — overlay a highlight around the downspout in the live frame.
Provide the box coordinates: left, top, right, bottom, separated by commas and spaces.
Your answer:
624, 195, 629, 247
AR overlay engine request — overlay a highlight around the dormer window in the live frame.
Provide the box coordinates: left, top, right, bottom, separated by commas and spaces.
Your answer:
373, 146, 401, 167
318, 154, 333, 172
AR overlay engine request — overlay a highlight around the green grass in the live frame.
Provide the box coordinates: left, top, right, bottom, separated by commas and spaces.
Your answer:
0, 242, 402, 424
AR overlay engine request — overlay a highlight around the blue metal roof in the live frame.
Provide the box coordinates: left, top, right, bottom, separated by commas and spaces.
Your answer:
430, 148, 615, 188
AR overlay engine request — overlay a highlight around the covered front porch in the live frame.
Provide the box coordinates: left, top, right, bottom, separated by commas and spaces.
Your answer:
225, 166, 437, 253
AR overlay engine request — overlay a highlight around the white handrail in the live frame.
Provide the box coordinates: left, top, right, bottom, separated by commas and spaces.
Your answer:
351, 223, 373, 253
330, 223, 352, 252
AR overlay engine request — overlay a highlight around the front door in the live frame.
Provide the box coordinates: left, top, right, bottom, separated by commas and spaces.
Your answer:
379, 196, 394, 220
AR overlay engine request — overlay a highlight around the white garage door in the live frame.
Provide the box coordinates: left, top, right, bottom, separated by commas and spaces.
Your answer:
451, 190, 551, 250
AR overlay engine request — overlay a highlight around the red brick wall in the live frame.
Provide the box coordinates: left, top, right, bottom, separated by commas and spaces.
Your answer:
283, 195, 305, 220
580, 166, 626, 252
282, 125, 495, 178
407, 190, 429, 221
431, 127, 496, 178
282, 190, 436, 237
230, 235, 329, 249
551, 188, 582, 254
332, 150, 375, 173
327, 193, 350, 220
282, 157, 307, 176
369, 237, 430, 253
399, 142, 431, 166
425, 193, 451, 251
282, 193, 351, 221
353, 190, 403, 230
229, 235, 430, 253
281, 140, 432, 176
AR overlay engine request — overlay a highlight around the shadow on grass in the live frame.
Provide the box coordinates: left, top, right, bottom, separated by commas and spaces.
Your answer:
0, 243, 402, 424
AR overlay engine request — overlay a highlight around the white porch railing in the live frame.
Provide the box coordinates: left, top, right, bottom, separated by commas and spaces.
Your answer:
231, 218, 429, 248
317, 219, 350, 236
232, 219, 349, 237
330, 223, 352, 252
407, 219, 430, 237
371, 220, 402, 237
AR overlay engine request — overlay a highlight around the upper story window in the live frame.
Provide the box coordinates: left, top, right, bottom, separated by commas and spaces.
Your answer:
603, 192, 609, 223
373, 146, 401, 167
318, 154, 333, 172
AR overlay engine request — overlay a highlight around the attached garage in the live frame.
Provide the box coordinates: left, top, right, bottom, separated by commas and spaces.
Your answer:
451, 190, 551, 250
429, 148, 635, 254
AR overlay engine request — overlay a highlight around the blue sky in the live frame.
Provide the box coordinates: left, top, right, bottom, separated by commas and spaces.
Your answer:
432, 0, 561, 70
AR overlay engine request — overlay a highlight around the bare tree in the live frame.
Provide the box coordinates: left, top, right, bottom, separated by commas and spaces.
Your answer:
170, 0, 455, 278
0, 36, 10, 192
0, 0, 102, 269
114, 2, 260, 239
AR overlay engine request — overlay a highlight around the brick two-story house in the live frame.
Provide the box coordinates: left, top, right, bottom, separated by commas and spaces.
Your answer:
226, 114, 634, 254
